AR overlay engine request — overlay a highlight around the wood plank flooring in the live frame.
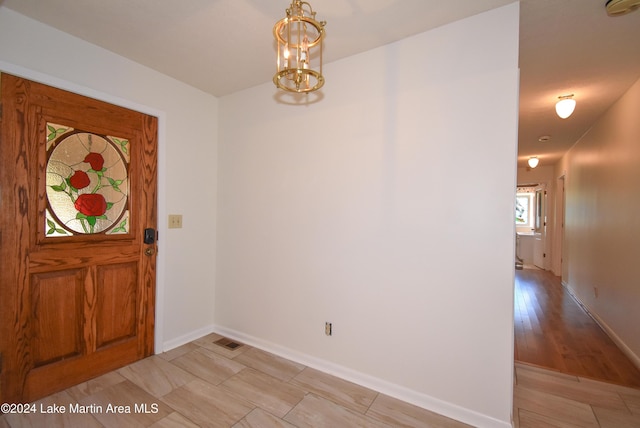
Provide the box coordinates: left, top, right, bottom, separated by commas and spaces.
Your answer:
514, 362, 640, 427
514, 268, 640, 388
0, 333, 471, 428
3, 269, 640, 427
514, 267, 640, 427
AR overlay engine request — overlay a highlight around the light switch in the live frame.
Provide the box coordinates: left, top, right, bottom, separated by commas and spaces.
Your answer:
168, 214, 182, 229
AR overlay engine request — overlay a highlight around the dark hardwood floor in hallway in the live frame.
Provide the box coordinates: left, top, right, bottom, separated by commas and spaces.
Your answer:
514, 268, 640, 389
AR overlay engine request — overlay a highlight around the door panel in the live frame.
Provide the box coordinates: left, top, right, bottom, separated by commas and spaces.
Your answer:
96, 262, 138, 349
31, 269, 85, 366
0, 73, 157, 403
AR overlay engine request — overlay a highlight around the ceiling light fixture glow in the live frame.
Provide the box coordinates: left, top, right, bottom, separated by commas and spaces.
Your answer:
555, 94, 576, 119
528, 157, 539, 168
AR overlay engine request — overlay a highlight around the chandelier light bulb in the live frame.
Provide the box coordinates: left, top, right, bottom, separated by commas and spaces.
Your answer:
528, 157, 539, 168
555, 95, 576, 119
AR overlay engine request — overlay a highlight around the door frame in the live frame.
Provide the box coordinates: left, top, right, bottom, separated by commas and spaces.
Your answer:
533, 183, 546, 270
0, 63, 167, 356
558, 174, 567, 282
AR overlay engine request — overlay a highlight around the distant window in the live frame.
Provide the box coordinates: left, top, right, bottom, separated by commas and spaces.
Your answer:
515, 193, 534, 227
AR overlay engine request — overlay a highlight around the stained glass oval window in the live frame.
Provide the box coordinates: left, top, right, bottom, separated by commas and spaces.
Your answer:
45, 126, 130, 235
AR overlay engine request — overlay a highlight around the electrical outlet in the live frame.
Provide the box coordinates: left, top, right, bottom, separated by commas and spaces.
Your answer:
168, 214, 183, 229
325, 322, 332, 336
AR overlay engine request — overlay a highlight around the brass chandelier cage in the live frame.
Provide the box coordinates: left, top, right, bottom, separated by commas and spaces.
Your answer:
273, 0, 326, 93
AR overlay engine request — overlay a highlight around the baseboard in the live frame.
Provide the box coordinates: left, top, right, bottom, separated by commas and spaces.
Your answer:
212, 325, 511, 428
161, 324, 217, 353
561, 283, 640, 371
590, 311, 640, 371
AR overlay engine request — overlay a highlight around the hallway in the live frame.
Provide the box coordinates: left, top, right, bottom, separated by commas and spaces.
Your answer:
514, 268, 640, 388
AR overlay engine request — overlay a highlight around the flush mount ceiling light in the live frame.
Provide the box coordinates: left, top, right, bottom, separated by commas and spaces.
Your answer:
273, 0, 326, 93
606, 0, 640, 16
555, 94, 576, 119
528, 157, 539, 168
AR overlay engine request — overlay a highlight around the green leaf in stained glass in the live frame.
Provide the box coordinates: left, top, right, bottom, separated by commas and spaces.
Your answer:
46, 218, 68, 235
107, 177, 124, 192
112, 137, 129, 155
50, 182, 67, 192
111, 218, 128, 234
47, 124, 69, 142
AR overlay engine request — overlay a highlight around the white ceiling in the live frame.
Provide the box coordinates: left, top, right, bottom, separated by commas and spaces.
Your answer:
519, 0, 640, 168
3, 0, 640, 168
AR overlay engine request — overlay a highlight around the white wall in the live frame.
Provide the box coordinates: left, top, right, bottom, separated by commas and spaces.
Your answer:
1, 4, 520, 426
557, 76, 640, 367
517, 165, 555, 187
216, 4, 519, 427
0, 7, 219, 350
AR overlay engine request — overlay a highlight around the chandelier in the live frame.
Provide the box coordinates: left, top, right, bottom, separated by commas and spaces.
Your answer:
273, 0, 326, 93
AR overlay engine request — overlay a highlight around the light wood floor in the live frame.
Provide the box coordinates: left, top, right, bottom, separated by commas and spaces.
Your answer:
514, 361, 640, 427
513, 267, 640, 428
4, 270, 640, 427
1, 333, 471, 428
514, 268, 640, 388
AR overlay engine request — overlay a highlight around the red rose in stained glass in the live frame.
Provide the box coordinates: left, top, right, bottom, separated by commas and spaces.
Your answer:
84, 152, 105, 171
69, 170, 90, 189
46, 130, 131, 235
74, 193, 107, 216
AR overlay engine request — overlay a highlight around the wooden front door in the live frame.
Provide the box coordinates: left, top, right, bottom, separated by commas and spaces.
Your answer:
0, 74, 157, 403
